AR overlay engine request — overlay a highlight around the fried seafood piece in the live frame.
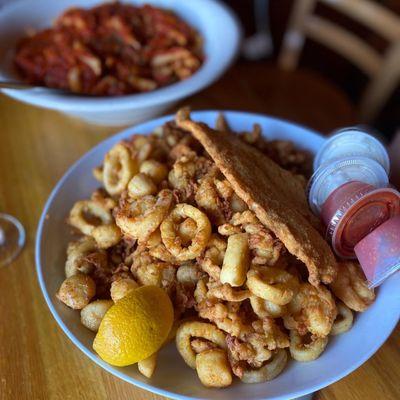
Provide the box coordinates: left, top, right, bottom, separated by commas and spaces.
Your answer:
138, 352, 158, 379
57, 273, 96, 309
108, 236, 137, 266
330, 302, 353, 335
176, 320, 232, 388
215, 113, 232, 132
197, 299, 253, 338
80, 299, 113, 332
246, 265, 299, 306
240, 349, 288, 383
195, 170, 247, 225
160, 203, 212, 261
174, 281, 196, 317
197, 234, 226, 281
250, 318, 290, 351
145, 228, 180, 264
194, 278, 208, 303
190, 338, 218, 353
195, 171, 230, 225
176, 109, 336, 286
249, 295, 288, 318
115, 189, 173, 242
289, 330, 328, 361
127, 172, 158, 199
220, 233, 250, 287
140, 159, 168, 184
65, 236, 97, 278
92, 165, 103, 182
195, 348, 233, 388
83, 250, 113, 298
206, 280, 251, 302
329, 261, 375, 312
168, 149, 213, 202
125, 134, 169, 165
103, 143, 138, 196
130, 246, 176, 294
225, 318, 289, 377
68, 191, 122, 249
238, 123, 312, 177
160, 121, 190, 148
176, 262, 204, 285
263, 140, 313, 177
284, 283, 337, 337
110, 278, 139, 302
226, 334, 259, 372
219, 210, 283, 266
197, 295, 289, 363
175, 321, 227, 369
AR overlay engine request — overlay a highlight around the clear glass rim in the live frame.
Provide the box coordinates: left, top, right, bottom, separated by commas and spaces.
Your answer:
0, 213, 26, 266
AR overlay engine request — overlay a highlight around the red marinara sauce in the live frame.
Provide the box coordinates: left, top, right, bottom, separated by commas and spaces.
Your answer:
14, 3, 204, 95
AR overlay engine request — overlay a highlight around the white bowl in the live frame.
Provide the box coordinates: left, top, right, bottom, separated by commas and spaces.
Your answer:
35, 111, 400, 400
0, 0, 240, 126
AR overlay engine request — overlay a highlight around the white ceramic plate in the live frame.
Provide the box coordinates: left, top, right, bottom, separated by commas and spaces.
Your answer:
35, 111, 400, 400
0, 1, 240, 126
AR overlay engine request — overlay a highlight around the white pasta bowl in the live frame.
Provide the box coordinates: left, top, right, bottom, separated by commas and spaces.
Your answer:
35, 111, 400, 400
0, 0, 240, 126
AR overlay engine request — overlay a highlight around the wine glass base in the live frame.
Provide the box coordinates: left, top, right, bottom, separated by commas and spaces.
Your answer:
0, 213, 25, 267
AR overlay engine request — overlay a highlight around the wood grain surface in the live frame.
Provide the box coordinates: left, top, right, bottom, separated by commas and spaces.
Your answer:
0, 63, 398, 400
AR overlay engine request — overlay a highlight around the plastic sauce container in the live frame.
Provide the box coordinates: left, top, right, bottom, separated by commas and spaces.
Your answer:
313, 127, 390, 173
308, 129, 400, 287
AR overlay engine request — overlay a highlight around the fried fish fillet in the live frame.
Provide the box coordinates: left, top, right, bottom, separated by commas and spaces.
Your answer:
176, 109, 337, 286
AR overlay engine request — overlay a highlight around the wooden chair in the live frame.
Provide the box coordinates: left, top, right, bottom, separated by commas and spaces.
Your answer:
279, 0, 400, 123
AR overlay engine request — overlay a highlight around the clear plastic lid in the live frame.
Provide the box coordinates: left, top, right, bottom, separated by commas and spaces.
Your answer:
313, 128, 390, 174
307, 156, 389, 215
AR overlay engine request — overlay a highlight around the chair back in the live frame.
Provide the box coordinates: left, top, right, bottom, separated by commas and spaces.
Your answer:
278, 0, 400, 122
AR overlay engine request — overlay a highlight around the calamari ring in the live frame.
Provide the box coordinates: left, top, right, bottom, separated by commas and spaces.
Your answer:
147, 229, 179, 263
103, 143, 138, 196
240, 349, 288, 383
285, 283, 337, 337
289, 330, 328, 362
249, 295, 288, 318
330, 261, 375, 312
330, 302, 353, 335
176, 321, 227, 369
115, 189, 173, 242
69, 199, 114, 236
65, 236, 97, 278
246, 266, 299, 305
161, 204, 211, 261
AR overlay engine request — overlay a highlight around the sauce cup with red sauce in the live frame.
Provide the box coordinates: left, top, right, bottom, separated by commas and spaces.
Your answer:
308, 128, 400, 287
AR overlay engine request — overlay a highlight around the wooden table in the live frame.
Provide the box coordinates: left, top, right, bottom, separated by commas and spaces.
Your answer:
0, 64, 398, 400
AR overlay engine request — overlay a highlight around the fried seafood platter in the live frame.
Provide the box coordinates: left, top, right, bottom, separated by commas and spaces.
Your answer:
53, 109, 377, 391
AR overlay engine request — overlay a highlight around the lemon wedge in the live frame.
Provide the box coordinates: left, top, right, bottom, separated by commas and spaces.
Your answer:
93, 285, 173, 366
